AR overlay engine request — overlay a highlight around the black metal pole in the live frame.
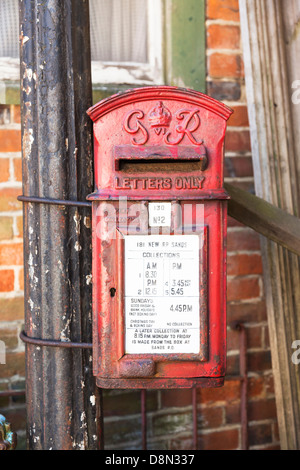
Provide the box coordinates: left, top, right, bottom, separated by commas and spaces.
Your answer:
19, 0, 101, 450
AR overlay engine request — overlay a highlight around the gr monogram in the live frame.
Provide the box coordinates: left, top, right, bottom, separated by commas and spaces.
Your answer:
123, 102, 202, 146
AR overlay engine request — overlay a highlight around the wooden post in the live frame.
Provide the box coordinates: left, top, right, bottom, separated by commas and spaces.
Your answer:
239, 0, 300, 449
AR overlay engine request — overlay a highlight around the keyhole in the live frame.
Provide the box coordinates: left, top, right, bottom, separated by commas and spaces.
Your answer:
110, 287, 116, 298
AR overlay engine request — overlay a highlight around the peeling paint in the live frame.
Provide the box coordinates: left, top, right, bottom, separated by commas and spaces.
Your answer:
84, 216, 91, 228
90, 395, 96, 406
80, 411, 87, 434
60, 318, 72, 342
23, 128, 34, 160
23, 67, 33, 82
23, 85, 32, 95
73, 210, 81, 236
74, 241, 82, 252
86, 274, 92, 285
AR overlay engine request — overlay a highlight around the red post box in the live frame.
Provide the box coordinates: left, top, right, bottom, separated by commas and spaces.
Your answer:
87, 86, 232, 389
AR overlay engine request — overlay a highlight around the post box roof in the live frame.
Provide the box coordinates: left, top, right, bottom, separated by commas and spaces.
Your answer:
87, 86, 233, 123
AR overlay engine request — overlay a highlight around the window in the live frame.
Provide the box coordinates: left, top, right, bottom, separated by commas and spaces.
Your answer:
0, 0, 20, 82
90, 0, 163, 85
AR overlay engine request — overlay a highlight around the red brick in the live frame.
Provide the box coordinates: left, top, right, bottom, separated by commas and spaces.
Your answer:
224, 156, 253, 178
209, 53, 243, 79
247, 326, 264, 349
0, 130, 21, 152
273, 421, 280, 443
19, 268, 24, 291
227, 327, 239, 350
225, 130, 251, 152
207, 0, 240, 21
0, 269, 14, 292
249, 423, 273, 446
161, 389, 192, 408
207, 24, 240, 49
227, 228, 261, 251
198, 407, 224, 429
264, 326, 270, 348
0, 188, 22, 212
227, 301, 267, 324
248, 376, 265, 399
16, 216, 23, 237
225, 402, 240, 424
248, 351, 272, 373
0, 327, 19, 350
0, 243, 23, 265
0, 159, 10, 183
227, 253, 263, 276
197, 378, 241, 404
207, 80, 241, 101
228, 327, 265, 353
228, 106, 249, 127
198, 428, 239, 450
0, 297, 24, 321
0, 352, 25, 379
13, 158, 22, 182
12, 105, 21, 124
265, 374, 275, 395
0, 407, 26, 431
0, 383, 10, 408
226, 354, 240, 375
227, 276, 260, 301
0, 216, 14, 240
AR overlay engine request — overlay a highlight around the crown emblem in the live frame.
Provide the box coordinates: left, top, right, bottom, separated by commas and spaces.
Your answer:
148, 101, 172, 135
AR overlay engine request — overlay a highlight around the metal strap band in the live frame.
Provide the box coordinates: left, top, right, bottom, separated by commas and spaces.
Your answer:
20, 330, 92, 349
17, 195, 92, 208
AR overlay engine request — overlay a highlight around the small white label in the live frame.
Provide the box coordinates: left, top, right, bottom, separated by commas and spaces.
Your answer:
149, 203, 171, 227
124, 235, 200, 355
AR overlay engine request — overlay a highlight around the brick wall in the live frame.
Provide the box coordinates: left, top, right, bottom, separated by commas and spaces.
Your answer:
0, 104, 26, 448
0, 0, 279, 451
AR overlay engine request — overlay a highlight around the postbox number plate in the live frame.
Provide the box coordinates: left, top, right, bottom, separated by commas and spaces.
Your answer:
124, 234, 201, 355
